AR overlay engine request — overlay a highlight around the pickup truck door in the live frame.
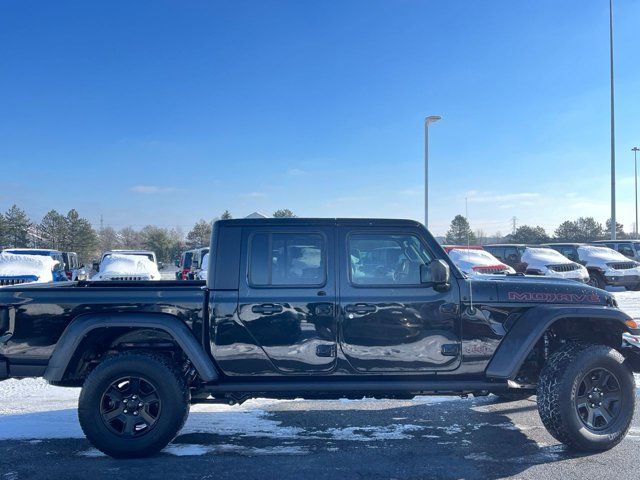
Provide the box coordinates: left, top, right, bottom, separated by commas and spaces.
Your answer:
236, 226, 337, 373
338, 227, 461, 373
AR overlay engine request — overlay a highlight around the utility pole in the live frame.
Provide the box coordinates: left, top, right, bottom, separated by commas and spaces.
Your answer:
424, 115, 442, 229
609, 0, 617, 240
511, 216, 517, 235
634, 147, 640, 238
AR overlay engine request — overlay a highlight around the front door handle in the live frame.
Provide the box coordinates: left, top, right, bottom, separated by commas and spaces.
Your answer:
252, 304, 284, 315
344, 303, 376, 314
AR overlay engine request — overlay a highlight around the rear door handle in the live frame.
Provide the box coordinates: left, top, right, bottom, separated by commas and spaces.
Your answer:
252, 304, 284, 315
344, 303, 376, 314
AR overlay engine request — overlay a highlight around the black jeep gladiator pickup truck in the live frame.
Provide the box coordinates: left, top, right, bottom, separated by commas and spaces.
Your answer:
2, 218, 640, 458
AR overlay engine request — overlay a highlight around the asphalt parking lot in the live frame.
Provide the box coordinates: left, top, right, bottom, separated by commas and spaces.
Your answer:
1, 390, 639, 480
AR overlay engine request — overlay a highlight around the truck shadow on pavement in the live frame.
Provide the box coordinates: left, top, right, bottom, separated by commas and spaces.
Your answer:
0, 395, 616, 480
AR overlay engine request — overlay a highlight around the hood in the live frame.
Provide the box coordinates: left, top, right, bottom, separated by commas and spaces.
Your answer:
521, 247, 572, 269
0, 252, 57, 284
578, 245, 630, 264
447, 248, 513, 275
93, 254, 160, 280
468, 275, 612, 306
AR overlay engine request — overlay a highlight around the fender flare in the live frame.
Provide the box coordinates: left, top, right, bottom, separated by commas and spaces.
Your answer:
44, 313, 219, 383
485, 305, 634, 380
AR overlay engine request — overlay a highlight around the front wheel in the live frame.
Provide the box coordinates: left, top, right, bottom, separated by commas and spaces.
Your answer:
78, 352, 190, 458
537, 343, 635, 451
587, 272, 606, 289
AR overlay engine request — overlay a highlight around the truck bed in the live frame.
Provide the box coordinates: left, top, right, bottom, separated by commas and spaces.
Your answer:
0, 280, 207, 376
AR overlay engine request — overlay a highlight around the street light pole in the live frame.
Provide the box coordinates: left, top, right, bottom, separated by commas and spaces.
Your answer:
424, 115, 441, 229
609, 0, 617, 240
634, 147, 640, 238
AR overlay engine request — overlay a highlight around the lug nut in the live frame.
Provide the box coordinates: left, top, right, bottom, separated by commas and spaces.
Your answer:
133, 411, 138, 416
124, 409, 128, 413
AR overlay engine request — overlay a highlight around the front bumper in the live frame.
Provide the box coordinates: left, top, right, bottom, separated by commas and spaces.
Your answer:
604, 274, 640, 287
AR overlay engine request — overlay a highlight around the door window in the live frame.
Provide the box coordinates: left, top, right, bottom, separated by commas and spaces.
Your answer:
348, 233, 432, 286
618, 244, 634, 258
249, 232, 325, 286
504, 247, 519, 264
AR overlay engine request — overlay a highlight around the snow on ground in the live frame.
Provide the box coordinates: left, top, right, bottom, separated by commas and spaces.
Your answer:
613, 290, 640, 318
1, 290, 640, 456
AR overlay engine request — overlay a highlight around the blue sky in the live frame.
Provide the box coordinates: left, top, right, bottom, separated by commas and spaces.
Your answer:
1, 0, 639, 236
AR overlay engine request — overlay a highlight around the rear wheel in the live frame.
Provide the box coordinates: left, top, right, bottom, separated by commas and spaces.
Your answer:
537, 343, 635, 451
78, 352, 190, 458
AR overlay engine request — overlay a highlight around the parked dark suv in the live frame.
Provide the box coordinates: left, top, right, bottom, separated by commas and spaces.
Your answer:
483, 244, 528, 272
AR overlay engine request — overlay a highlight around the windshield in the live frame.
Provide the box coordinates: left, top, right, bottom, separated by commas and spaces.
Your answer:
104, 252, 154, 263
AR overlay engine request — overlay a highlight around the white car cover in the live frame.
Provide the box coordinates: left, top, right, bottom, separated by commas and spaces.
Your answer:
197, 253, 209, 280
521, 247, 589, 281
0, 252, 58, 284
92, 254, 160, 281
447, 249, 515, 276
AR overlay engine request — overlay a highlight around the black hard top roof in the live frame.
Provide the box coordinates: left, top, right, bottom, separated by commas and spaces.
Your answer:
215, 218, 423, 228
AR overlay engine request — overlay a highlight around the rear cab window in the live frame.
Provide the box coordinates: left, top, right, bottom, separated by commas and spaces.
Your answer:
249, 232, 326, 287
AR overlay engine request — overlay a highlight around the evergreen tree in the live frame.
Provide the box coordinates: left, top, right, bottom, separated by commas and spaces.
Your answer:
3, 204, 31, 247
554, 220, 577, 242
140, 225, 174, 262
445, 215, 477, 244
220, 210, 232, 220
39, 210, 67, 250
506, 225, 550, 244
64, 209, 98, 259
273, 209, 296, 218
605, 218, 625, 239
0, 212, 6, 247
186, 220, 212, 248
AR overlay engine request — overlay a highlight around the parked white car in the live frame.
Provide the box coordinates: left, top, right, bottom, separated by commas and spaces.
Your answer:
92, 250, 160, 281
546, 243, 640, 290
520, 247, 589, 283
445, 247, 515, 276
0, 252, 59, 286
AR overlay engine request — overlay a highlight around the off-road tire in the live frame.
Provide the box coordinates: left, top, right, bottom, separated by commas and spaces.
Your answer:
537, 342, 635, 451
587, 272, 606, 289
78, 352, 190, 458
492, 391, 533, 402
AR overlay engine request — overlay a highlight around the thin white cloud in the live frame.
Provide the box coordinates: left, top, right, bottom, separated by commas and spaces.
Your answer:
240, 192, 267, 199
130, 185, 176, 194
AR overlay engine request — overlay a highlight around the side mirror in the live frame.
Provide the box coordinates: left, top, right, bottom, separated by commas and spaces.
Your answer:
174, 260, 180, 267
92, 261, 100, 272
420, 260, 450, 288
158, 262, 164, 270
